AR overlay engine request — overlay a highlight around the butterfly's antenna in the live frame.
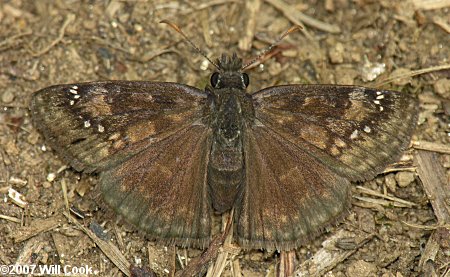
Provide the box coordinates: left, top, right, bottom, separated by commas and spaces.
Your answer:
241, 25, 303, 71
160, 20, 220, 70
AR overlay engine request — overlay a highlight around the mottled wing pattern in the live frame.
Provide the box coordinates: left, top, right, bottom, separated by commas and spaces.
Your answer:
252, 85, 418, 181
31, 81, 214, 247
237, 125, 351, 250
100, 125, 213, 248
30, 81, 209, 172
235, 84, 417, 250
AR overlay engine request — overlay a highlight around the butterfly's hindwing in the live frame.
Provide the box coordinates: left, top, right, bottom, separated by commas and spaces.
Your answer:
236, 124, 351, 250
100, 124, 213, 248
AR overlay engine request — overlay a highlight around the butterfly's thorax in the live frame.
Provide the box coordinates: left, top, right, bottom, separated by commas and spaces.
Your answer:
206, 54, 254, 213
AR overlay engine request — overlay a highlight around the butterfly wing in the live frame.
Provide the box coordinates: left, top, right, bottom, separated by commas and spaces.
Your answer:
237, 125, 351, 250
100, 124, 213, 248
235, 85, 417, 250
31, 81, 210, 173
251, 85, 418, 181
31, 81, 214, 247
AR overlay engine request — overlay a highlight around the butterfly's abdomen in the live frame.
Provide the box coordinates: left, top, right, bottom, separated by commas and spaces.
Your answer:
208, 92, 246, 213
208, 144, 244, 212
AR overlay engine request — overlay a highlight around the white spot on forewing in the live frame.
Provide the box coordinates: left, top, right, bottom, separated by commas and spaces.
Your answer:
73, 94, 80, 99
70, 100, 75, 105
69, 89, 78, 94
350, 129, 359, 139
84, 120, 91, 128
364, 126, 371, 133
379, 106, 384, 111
376, 91, 382, 95
98, 125, 105, 133
374, 100, 380, 105
376, 95, 385, 99
71, 85, 78, 90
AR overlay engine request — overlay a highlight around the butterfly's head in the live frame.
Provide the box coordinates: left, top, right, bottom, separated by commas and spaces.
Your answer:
210, 53, 249, 90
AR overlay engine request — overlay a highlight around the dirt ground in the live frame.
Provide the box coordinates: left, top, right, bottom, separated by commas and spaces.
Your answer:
0, 1, 449, 276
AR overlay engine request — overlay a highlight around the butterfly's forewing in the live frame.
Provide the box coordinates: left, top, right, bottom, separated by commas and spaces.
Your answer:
237, 125, 351, 250
31, 81, 209, 173
31, 81, 214, 247
251, 85, 418, 182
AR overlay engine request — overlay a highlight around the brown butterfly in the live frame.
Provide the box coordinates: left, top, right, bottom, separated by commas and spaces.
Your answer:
30, 50, 417, 250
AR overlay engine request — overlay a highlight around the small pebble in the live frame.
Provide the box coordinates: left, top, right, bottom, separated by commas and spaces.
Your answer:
329, 42, 344, 64
42, 181, 52, 189
134, 23, 143, 32
2, 90, 14, 103
384, 173, 397, 192
83, 20, 96, 30
395, 172, 415, 188
47, 172, 56, 182
361, 60, 385, 82
433, 78, 450, 98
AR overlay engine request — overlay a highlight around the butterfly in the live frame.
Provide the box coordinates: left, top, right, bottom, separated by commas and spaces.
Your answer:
30, 52, 417, 251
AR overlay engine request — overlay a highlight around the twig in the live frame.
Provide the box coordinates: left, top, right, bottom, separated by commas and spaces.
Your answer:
61, 179, 70, 213
433, 16, 450, 34
231, 259, 242, 277
0, 214, 21, 223
238, 0, 261, 51
353, 195, 414, 208
279, 250, 296, 277
418, 230, 440, 270
383, 166, 416, 174
374, 64, 450, 87
179, 0, 240, 14
15, 237, 44, 265
294, 230, 374, 276
355, 186, 417, 207
170, 245, 176, 277
177, 212, 233, 277
414, 150, 450, 223
412, 0, 450, 10
415, 150, 450, 274
264, 0, 340, 34
132, 49, 181, 63
401, 221, 450, 231
11, 215, 63, 243
413, 140, 450, 155
63, 212, 131, 276
86, 35, 133, 54
30, 14, 75, 57
206, 213, 238, 277
0, 31, 32, 50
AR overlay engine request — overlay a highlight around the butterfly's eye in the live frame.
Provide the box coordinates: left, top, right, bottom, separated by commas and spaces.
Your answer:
242, 73, 249, 87
211, 72, 220, 87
